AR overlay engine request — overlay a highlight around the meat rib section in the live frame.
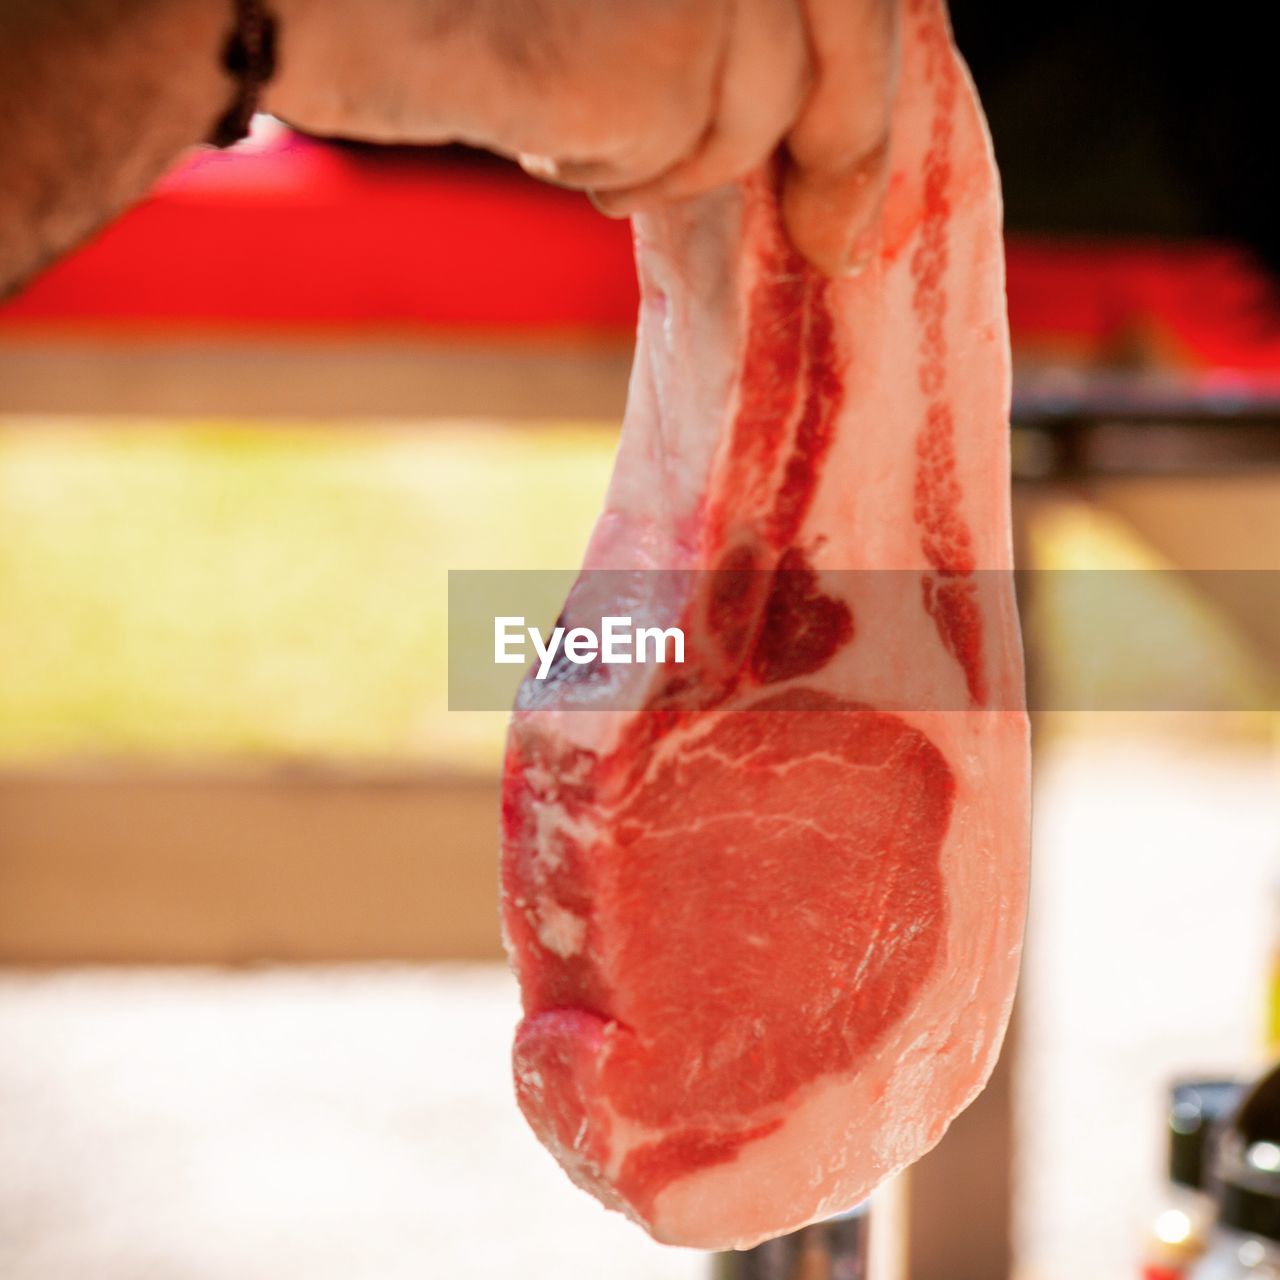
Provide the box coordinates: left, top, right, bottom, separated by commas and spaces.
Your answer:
500, 0, 1029, 1251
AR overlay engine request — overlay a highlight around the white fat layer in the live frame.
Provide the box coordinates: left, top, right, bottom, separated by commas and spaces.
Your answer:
535, 900, 588, 960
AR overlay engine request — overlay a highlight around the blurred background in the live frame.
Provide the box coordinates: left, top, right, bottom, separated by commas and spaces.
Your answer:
0, 8, 1277, 1278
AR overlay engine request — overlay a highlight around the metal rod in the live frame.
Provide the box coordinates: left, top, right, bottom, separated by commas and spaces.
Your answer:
710, 1203, 871, 1280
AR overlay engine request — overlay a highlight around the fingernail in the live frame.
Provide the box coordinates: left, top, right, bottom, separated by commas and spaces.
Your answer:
517, 152, 560, 180
587, 190, 629, 219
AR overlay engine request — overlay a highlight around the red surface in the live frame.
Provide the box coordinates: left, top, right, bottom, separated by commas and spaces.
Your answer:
1005, 238, 1280, 372
2, 129, 1277, 374
0, 133, 638, 337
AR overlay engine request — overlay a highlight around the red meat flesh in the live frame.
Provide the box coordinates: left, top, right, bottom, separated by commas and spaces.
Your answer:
501, 0, 1029, 1250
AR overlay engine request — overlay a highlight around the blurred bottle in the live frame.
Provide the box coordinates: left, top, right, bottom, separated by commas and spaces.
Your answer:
1190, 1063, 1280, 1279
1143, 1080, 1244, 1279
712, 1203, 869, 1279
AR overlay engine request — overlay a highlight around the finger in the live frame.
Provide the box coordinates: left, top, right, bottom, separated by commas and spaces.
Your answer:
518, 152, 641, 191
591, 0, 812, 217
515, 155, 647, 217
587, 189, 629, 220
516, 148, 680, 203
504, 3, 734, 198
783, 132, 891, 276
782, 0, 899, 276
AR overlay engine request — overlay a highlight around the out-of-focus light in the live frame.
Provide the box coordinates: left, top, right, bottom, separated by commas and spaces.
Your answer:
1252, 1140, 1280, 1172
1239, 1239, 1267, 1268
241, 114, 290, 151
1153, 1209, 1193, 1246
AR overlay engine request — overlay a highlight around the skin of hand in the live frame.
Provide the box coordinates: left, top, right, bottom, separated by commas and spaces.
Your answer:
0, 0, 232, 296
0, 0, 897, 295
268, 0, 900, 276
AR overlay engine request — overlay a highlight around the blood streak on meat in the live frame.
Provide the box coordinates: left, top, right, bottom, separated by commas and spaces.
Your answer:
750, 549, 854, 686
766, 277, 844, 549
501, 0, 1029, 1251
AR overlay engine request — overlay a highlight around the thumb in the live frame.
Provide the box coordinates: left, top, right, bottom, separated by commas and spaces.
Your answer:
781, 0, 898, 276
782, 134, 890, 277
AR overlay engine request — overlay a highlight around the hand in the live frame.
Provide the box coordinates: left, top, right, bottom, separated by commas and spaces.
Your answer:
266, 0, 898, 276
592, 0, 899, 277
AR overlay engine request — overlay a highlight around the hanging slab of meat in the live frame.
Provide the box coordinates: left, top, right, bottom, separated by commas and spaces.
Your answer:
500, 0, 1029, 1251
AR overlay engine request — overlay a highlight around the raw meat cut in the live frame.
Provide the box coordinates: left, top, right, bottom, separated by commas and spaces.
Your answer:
500, 0, 1029, 1250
